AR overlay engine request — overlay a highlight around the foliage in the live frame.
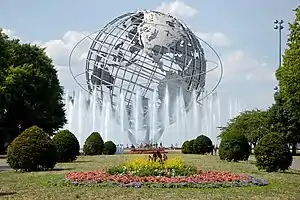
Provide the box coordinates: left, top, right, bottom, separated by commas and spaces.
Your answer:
0, 29, 66, 153
193, 135, 213, 154
6, 126, 57, 171
275, 6, 300, 149
83, 132, 104, 155
219, 133, 250, 162
219, 109, 269, 148
181, 139, 195, 154
103, 141, 116, 155
52, 130, 80, 162
267, 91, 300, 154
254, 132, 293, 172
107, 157, 196, 177
181, 140, 190, 154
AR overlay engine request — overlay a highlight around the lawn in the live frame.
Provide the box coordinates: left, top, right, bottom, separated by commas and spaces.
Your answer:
0, 154, 300, 200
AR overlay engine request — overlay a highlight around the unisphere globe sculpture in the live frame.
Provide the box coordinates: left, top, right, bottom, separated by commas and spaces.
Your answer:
69, 10, 223, 145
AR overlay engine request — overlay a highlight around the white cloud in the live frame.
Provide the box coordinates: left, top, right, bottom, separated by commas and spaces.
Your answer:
2, 28, 19, 39
196, 32, 231, 47
42, 31, 91, 66
221, 50, 275, 81
156, 0, 197, 18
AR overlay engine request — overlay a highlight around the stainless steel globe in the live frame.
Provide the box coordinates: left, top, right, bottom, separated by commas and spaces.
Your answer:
69, 10, 223, 144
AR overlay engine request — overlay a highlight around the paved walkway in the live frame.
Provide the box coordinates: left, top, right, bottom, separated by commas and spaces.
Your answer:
0, 164, 11, 171
290, 157, 300, 170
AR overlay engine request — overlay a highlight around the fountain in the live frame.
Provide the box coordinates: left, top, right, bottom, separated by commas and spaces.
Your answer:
63, 89, 245, 147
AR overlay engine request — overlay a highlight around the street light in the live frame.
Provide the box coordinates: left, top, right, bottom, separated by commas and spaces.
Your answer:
273, 20, 284, 67
18, 124, 21, 134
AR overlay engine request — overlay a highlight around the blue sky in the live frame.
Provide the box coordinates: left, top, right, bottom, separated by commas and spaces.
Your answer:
0, 0, 299, 117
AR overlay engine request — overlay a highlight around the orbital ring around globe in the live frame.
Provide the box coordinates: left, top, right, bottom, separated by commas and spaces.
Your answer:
68, 10, 223, 145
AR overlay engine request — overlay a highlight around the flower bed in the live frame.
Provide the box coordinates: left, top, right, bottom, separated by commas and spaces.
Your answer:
65, 171, 268, 188
64, 156, 268, 188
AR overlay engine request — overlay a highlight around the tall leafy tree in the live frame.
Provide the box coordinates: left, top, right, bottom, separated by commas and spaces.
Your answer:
276, 6, 300, 122
267, 91, 300, 154
275, 6, 300, 154
0, 29, 66, 153
219, 109, 269, 148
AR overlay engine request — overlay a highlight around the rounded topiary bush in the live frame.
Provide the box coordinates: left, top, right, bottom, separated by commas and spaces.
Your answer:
52, 130, 80, 162
83, 132, 104, 155
219, 133, 250, 162
254, 132, 292, 172
181, 141, 189, 154
181, 140, 194, 154
7, 126, 57, 172
193, 135, 213, 154
103, 141, 116, 155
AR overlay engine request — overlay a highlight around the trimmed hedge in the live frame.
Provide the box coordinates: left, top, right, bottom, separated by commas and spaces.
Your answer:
254, 132, 292, 172
7, 126, 57, 171
193, 135, 213, 154
83, 132, 104, 155
52, 130, 80, 162
103, 141, 116, 155
219, 133, 250, 162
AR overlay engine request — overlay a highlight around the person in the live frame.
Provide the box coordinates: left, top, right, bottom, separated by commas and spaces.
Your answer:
116, 144, 120, 154
131, 144, 135, 150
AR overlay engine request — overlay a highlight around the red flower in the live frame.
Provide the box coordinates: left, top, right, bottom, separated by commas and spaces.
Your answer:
65, 170, 248, 184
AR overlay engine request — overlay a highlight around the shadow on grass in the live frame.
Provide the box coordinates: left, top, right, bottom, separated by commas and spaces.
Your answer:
74, 160, 91, 163
51, 168, 75, 171
0, 192, 16, 196
283, 170, 300, 175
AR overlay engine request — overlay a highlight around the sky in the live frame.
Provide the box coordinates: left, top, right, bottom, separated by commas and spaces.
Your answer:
0, 0, 299, 114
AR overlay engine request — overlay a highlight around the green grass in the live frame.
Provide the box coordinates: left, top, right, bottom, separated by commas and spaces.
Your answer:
1, 154, 300, 200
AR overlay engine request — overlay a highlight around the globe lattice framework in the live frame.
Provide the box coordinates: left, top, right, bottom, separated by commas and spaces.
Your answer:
85, 10, 206, 109
69, 10, 223, 144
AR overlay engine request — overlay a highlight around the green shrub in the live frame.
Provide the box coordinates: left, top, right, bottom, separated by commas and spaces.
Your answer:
254, 132, 292, 172
103, 141, 116, 155
52, 130, 80, 162
181, 140, 194, 154
181, 141, 189, 154
219, 133, 250, 162
83, 132, 104, 155
7, 126, 57, 171
193, 135, 213, 154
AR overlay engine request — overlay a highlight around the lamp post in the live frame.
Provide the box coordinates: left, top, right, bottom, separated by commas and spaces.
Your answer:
273, 20, 284, 67
18, 124, 21, 134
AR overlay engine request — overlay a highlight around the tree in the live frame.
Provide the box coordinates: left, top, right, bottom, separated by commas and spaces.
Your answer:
267, 91, 300, 154
254, 132, 292, 172
275, 6, 300, 154
0, 29, 66, 153
219, 109, 269, 148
